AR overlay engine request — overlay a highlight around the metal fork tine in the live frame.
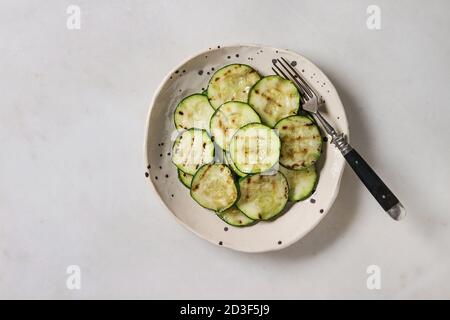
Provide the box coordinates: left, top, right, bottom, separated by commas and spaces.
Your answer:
277, 58, 314, 99
271, 67, 279, 75
279, 57, 316, 99
272, 64, 290, 82
272, 62, 308, 102
272, 66, 306, 104
271, 67, 285, 83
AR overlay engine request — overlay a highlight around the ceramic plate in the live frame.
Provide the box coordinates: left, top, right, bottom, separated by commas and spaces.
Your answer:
144, 44, 348, 253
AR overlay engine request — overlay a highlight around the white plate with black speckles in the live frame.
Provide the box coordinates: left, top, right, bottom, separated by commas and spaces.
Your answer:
144, 44, 348, 253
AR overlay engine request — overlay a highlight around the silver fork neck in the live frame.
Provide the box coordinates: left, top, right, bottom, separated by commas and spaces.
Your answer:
314, 111, 352, 156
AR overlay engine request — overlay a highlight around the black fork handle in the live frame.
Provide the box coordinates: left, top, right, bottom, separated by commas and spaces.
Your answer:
272, 57, 405, 220
313, 111, 405, 221
343, 147, 405, 220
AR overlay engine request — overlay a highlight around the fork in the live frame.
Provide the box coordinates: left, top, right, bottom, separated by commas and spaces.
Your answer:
272, 57, 405, 221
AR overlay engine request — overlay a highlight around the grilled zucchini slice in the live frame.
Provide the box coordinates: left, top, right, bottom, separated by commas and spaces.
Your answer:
225, 152, 247, 177
178, 169, 193, 188
172, 129, 215, 175
229, 123, 280, 174
279, 165, 317, 201
248, 75, 300, 127
210, 101, 261, 150
217, 206, 256, 227
236, 172, 289, 220
207, 64, 261, 109
190, 164, 238, 212
174, 94, 214, 131
274, 115, 322, 170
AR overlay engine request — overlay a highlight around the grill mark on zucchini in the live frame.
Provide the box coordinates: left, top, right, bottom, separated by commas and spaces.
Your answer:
229, 123, 280, 174
274, 115, 322, 170
256, 91, 283, 109
200, 164, 213, 178
190, 164, 238, 212
209, 101, 261, 151
236, 172, 289, 221
178, 169, 193, 188
217, 206, 256, 227
279, 165, 317, 201
174, 94, 214, 131
172, 129, 215, 175
248, 75, 300, 127
207, 64, 261, 109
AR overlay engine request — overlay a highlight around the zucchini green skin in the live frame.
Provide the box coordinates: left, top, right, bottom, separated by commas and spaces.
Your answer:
174, 93, 215, 131
248, 75, 300, 127
236, 172, 289, 221
279, 165, 317, 201
216, 206, 256, 227
229, 123, 280, 174
274, 115, 322, 170
171, 128, 215, 175
209, 101, 261, 151
207, 64, 261, 109
190, 164, 239, 212
296, 108, 316, 123
225, 152, 247, 178
177, 169, 193, 188
301, 111, 316, 123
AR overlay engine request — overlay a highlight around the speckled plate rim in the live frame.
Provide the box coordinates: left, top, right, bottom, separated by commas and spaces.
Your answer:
144, 44, 348, 253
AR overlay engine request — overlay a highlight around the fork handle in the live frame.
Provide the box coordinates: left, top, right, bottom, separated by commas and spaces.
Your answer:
314, 112, 405, 220
313, 111, 405, 220
343, 147, 405, 221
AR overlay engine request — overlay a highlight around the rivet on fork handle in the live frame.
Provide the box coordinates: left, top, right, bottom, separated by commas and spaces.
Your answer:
314, 110, 352, 155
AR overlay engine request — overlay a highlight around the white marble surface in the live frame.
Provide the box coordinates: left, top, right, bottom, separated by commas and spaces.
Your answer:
1, 0, 449, 299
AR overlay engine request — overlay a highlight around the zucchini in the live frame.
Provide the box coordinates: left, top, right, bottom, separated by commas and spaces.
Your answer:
171, 129, 215, 175
225, 152, 247, 177
274, 115, 322, 170
229, 123, 280, 174
190, 164, 239, 212
174, 94, 214, 131
304, 112, 315, 123
279, 165, 317, 201
209, 101, 261, 150
178, 169, 193, 188
236, 172, 289, 220
207, 64, 261, 109
217, 206, 256, 227
248, 75, 300, 127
